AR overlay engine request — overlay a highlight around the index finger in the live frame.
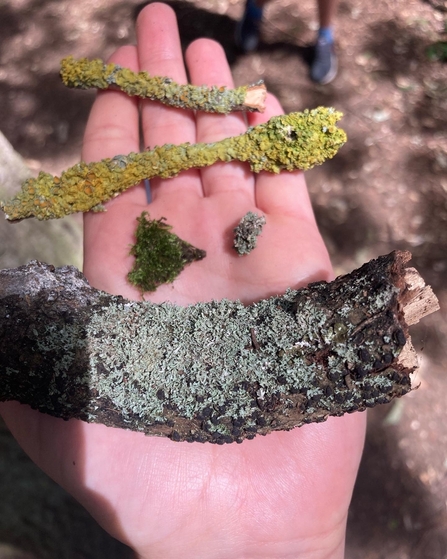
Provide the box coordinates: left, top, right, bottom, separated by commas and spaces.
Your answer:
137, 3, 202, 201
81, 46, 146, 207
82, 46, 148, 295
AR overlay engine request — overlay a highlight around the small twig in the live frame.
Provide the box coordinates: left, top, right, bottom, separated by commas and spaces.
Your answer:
60, 56, 267, 113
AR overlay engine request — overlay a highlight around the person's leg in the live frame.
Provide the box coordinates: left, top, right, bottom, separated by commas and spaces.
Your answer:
317, 0, 338, 28
311, 0, 339, 84
235, 0, 270, 52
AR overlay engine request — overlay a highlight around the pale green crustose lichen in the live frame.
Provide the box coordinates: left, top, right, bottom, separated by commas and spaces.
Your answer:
1, 252, 431, 443
1, 107, 347, 221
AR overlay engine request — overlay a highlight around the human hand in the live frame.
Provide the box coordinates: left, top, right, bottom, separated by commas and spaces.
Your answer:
0, 3, 366, 558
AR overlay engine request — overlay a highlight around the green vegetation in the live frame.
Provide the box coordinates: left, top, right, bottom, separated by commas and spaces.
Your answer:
127, 212, 206, 293
426, 41, 447, 62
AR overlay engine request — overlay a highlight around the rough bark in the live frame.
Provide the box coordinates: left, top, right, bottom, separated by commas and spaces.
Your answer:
0, 251, 439, 444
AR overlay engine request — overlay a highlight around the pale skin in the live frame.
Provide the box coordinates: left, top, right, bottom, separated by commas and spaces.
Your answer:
0, 4, 365, 558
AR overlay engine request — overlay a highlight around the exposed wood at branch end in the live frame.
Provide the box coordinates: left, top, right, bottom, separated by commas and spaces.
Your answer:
243, 83, 267, 112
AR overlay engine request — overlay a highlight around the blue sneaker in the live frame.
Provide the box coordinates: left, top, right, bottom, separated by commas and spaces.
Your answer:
310, 37, 338, 84
235, 0, 263, 52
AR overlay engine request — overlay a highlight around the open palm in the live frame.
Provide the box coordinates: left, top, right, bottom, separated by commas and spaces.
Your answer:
0, 4, 366, 558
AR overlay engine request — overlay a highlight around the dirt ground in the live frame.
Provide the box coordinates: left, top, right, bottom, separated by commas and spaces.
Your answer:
0, 0, 446, 557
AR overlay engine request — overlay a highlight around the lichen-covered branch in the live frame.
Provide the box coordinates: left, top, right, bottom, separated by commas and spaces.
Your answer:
1, 108, 346, 221
60, 56, 267, 113
0, 251, 439, 444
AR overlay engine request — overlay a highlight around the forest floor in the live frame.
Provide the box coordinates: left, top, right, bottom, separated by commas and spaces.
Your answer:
0, 0, 446, 558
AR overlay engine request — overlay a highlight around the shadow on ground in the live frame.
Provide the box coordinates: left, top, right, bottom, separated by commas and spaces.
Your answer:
0, 417, 132, 559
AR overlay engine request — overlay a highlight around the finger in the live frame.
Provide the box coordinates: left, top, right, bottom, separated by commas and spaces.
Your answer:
137, 3, 202, 200
185, 38, 255, 201
248, 95, 318, 225
82, 46, 146, 295
81, 45, 146, 207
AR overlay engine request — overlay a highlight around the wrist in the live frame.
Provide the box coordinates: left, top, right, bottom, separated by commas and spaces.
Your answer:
132, 528, 346, 559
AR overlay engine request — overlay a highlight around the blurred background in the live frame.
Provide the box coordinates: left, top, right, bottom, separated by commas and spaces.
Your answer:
0, 0, 446, 557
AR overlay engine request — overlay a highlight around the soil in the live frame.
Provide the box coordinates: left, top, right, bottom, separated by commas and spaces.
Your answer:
0, 0, 446, 558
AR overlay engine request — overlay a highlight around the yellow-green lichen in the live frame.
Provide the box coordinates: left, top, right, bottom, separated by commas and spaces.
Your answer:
60, 56, 261, 113
0, 108, 347, 221
128, 212, 206, 293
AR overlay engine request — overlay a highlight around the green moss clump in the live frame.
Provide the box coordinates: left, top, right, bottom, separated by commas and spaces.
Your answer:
128, 212, 206, 293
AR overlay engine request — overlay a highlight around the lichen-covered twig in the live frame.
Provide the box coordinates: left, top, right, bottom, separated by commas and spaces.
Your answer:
60, 56, 267, 113
1, 108, 346, 221
233, 211, 266, 255
0, 251, 439, 444
128, 212, 206, 293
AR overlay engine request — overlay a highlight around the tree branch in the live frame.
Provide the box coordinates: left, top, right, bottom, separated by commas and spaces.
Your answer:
60, 56, 267, 113
1, 108, 346, 221
0, 251, 439, 444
